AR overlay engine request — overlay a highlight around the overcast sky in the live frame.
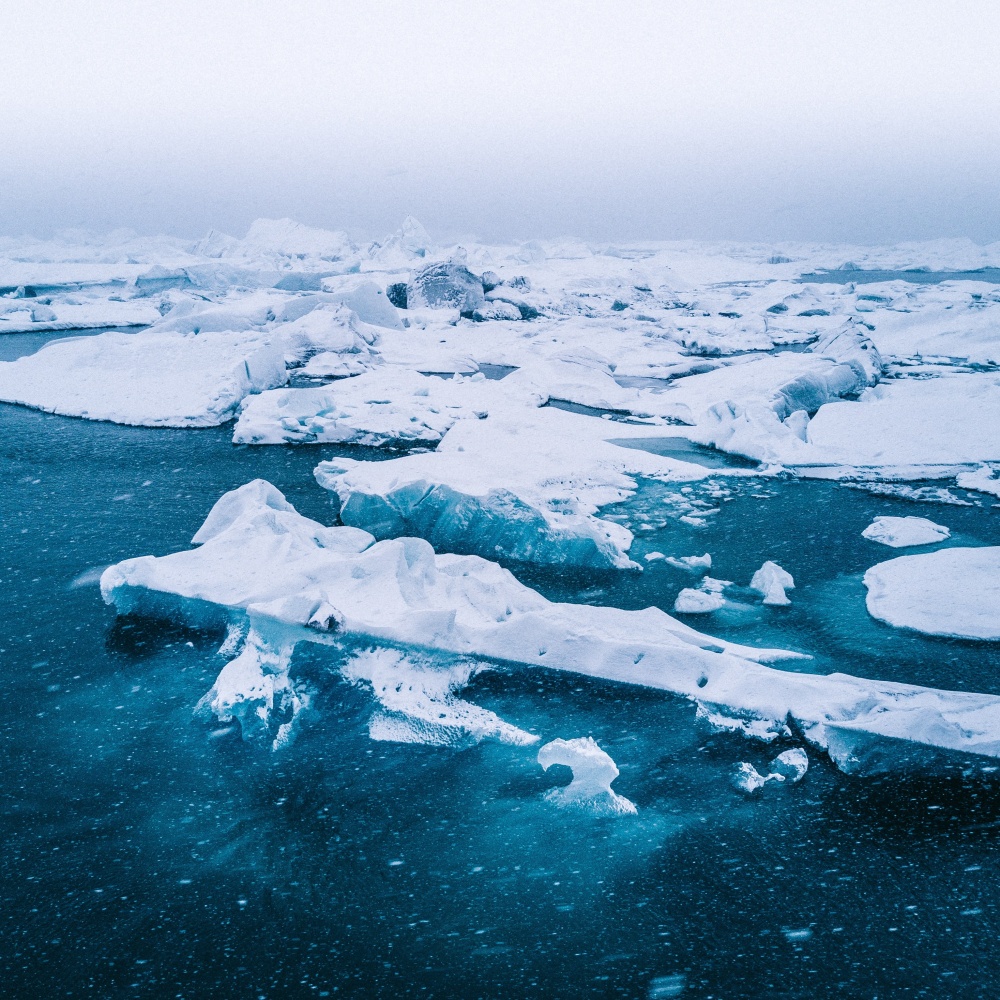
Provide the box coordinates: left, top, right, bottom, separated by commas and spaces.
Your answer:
2, 1, 999, 244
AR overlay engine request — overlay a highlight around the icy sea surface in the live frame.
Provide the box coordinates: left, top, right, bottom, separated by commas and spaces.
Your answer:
4, 403, 1000, 999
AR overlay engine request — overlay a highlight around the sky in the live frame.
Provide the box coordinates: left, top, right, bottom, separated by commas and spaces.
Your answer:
2, 0, 1000, 245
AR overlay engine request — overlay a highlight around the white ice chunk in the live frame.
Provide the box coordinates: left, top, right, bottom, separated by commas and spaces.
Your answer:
665, 553, 712, 571
862, 515, 950, 548
537, 737, 637, 815
957, 464, 1000, 499
802, 373, 1000, 467
750, 561, 795, 606
407, 261, 485, 314
234, 370, 486, 447
314, 362, 715, 569
732, 761, 782, 794
770, 748, 809, 782
674, 588, 725, 614
0, 330, 286, 426
327, 281, 403, 330
864, 546, 1000, 640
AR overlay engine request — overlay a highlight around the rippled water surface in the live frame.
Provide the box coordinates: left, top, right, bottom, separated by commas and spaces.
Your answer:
3, 401, 1000, 998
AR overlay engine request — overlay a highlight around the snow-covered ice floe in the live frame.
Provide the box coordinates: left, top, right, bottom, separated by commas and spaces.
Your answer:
864, 547, 1000, 641
862, 516, 951, 548
957, 465, 1000, 499
0, 330, 286, 426
234, 370, 488, 447
101, 482, 1000, 774
537, 738, 637, 815
310, 360, 727, 571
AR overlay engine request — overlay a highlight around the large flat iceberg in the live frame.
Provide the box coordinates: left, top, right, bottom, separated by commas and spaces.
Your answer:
0, 330, 286, 426
101, 482, 1000, 773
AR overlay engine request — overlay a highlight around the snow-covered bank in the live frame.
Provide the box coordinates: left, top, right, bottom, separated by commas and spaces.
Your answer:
864, 547, 1000, 641
101, 482, 1000, 774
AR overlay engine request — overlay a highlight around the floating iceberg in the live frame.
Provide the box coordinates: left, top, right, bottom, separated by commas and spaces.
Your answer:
732, 749, 808, 795
862, 516, 950, 548
311, 359, 719, 570
800, 373, 1000, 468
537, 737, 637, 815
101, 483, 1000, 774
864, 547, 1000, 640
406, 261, 486, 315
674, 588, 725, 614
0, 330, 286, 426
750, 561, 795, 606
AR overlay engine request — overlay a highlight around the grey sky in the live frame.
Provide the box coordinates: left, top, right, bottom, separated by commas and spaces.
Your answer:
3, 0, 999, 243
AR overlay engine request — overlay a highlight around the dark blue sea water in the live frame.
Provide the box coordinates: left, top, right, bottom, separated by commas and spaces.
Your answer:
3, 399, 1000, 999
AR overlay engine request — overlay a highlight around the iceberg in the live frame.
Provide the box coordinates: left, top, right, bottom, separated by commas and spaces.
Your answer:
674, 588, 725, 614
406, 261, 486, 315
0, 329, 286, 426
864, 547, 1000, 640
749, 561, 795, 606
862, 515, 951, 548
537, 738, 637, 815
100, 482, 1000, 774
732, 749, 808, 794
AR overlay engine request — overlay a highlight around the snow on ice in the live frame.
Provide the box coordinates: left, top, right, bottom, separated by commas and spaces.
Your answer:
864, 547, 1000, 641
101, 482, 1000, 774
862, 515, 951, 548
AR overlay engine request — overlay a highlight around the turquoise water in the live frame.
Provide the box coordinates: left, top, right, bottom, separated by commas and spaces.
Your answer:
3, 402, 1000, 998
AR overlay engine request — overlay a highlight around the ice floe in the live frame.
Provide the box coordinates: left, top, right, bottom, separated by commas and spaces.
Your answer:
0, 329, 286, 426
234, 370, 487, 447
957, 465, 1000, 499
864, 547, 1000, 640
862, 515, 951, 548
100, 482, 1000, 774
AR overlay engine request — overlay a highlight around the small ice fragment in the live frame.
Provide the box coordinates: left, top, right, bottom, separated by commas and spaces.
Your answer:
782, 927, 813, 943
732, 761, 784, 794
537, 737, 637, 815
770, 748, 808, 783
664, 553, 712, 571
862, 515, 950, 548
644, 551, 665, 562
750, 560, 794, 606
673, 588, 725, 614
